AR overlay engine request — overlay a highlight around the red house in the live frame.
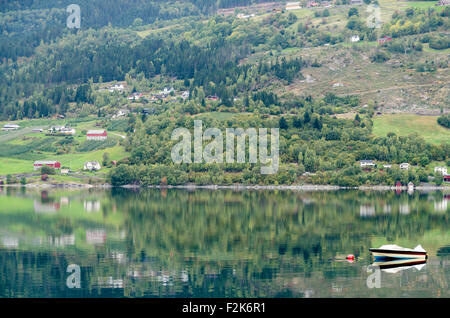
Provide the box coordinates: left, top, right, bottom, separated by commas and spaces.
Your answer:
444, 175, 450, 183
378, 36, 392, 45
86, 129, 107, 141
34, 160, 61, 170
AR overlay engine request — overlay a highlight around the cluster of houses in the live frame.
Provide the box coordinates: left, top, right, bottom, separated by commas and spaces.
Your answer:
360, 160, 410, 170
360, 160, 450, 182
33, 160, 102, 172
31, 129, 107, 173
47, 125, 76, 135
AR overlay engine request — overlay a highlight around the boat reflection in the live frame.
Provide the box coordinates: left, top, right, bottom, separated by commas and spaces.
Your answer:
372, 258, 427, 273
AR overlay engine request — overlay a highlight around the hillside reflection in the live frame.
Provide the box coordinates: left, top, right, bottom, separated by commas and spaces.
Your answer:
0, 187, 448, 297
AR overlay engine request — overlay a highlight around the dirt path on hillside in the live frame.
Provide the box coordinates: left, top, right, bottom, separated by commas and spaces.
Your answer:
0, 127, 35, 143
336, 82, 446, 97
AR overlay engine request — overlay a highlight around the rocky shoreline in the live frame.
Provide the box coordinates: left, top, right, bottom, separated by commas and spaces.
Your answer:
1, 183, 449, 191
1, 183, 450, 191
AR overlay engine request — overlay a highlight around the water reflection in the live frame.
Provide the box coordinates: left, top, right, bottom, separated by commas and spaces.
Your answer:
0, 187, 448, 297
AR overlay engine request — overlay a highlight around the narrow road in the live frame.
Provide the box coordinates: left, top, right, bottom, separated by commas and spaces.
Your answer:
110, 132, 126, 139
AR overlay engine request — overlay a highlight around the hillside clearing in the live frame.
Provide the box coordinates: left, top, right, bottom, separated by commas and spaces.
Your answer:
372, 114, 450, 145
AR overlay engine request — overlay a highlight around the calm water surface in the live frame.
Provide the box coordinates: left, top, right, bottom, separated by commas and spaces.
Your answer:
0, 187, 448, 297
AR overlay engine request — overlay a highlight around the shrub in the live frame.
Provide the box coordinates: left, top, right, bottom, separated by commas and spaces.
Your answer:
371, 50, 390, 63
437, 114, 450, 128
41, 166, 56, 175
429, 36, 450, 50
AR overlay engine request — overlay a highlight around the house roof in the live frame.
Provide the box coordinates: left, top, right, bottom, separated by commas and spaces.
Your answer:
87, 130, 107, 135
34, 160, 59, 165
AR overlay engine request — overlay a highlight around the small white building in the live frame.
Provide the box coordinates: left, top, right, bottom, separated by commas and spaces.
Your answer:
48, 126, 75, 135
181, 91, 190, 99
84, 161, 101, 171
162, 87, 174, 95
434, 166, 448, 175
286, 2, 302, 10
351, 35, 360, 43
2, 123, 20, 131
360, 160, 375, 168
383, 164, 392, 169
399, 163, 410, 170
113, 109, 129, 118
108, 84, 124, 93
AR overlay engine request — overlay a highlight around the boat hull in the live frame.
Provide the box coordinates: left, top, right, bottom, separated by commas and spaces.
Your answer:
370, 248, 427, 259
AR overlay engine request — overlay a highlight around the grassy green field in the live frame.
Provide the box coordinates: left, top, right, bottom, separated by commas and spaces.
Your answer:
372, 114, 450, 145
0, 118, 129, 176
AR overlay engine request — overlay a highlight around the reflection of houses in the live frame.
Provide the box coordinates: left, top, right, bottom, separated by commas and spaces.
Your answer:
47, 234, 75, 247
86, 229, 106, 245
407, 182, 414, 194
360, 205, 375, 217
383, 205, 392, 214
434, 199, 448, 212
1, 237, 19, 248
399, 204, 410, 215
84, 161, 101, 171
97, 277, 124, 289
34, 200, 61, 213
84, 200, 101, 212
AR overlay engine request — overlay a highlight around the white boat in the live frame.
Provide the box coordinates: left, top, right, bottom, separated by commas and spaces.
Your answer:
369, 244, 427, 259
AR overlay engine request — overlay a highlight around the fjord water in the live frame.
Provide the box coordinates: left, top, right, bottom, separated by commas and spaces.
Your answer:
0, 187, 448, 298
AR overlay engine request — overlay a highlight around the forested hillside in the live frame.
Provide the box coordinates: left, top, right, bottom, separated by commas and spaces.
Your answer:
0, 0, 449, 186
